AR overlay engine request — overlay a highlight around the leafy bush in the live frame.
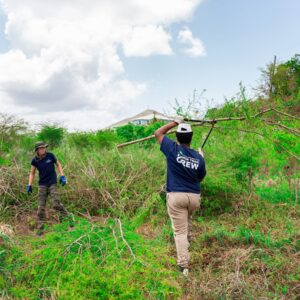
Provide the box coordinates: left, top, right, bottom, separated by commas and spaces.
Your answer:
37, 125, 65, 148
229, 143, 261, 193
94, 130, 118, 148
68, 130, 119, 149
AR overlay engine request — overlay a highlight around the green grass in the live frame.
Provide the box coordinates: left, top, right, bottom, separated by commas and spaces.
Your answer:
255, 182, 297, 205
1, 194, 300, 299
2, 217, 181, 299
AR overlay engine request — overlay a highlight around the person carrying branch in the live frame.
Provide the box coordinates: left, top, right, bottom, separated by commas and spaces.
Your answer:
155, 117, 206, 277
26, 141, 74, 236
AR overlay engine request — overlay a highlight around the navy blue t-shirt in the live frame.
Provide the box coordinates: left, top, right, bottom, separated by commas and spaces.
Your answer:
160, 136, 206, 193
31, 152, 58, 187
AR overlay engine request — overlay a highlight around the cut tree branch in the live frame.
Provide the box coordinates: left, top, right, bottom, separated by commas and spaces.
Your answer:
204, 125, 300, 160
271, 108, 300, 120
117, 123, 204, 148
262, 119, 300, 137
116, 107, 299, 156
117, 108, 275, 148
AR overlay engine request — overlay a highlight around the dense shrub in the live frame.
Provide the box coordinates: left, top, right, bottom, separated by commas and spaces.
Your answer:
37, 125, 65, 148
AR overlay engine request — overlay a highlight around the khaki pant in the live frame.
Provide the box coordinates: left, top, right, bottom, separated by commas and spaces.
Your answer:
37, 184, 69, 230
167, 192, 201, 268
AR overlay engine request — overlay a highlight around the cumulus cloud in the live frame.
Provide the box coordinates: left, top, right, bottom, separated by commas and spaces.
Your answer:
0, 0, 202, 129
122, 25, 173, 57
178, 26, 205, 57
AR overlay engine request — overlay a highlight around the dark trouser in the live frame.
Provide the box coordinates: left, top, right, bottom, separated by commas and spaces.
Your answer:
37, 184, 69, 230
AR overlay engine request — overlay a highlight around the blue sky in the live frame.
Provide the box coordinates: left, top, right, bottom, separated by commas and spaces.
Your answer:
123, 0, 300, 112
0, 0, 299, 130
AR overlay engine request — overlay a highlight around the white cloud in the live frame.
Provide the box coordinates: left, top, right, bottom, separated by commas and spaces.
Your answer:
123, 25, 173, 57
0, 0, 203, 129
178, 26, 206, 57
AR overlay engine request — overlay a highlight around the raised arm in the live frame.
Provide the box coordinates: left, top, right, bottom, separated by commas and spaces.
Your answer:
154, 122, 178, 144
154, 116, 184, 144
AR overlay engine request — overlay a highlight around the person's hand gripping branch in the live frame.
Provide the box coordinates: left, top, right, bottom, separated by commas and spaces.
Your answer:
154, 115, 185, 144
173, 116, 185, 125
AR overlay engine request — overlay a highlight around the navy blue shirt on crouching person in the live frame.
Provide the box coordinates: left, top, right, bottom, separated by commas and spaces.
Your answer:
31, 152, 58, 187
160, 136, 206, 193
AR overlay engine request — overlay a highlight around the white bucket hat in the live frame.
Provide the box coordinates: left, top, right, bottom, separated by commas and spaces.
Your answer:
176, 123, 192, 133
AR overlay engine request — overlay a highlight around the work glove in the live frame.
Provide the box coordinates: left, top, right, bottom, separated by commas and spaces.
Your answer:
198, 148, 204, 158
59, 175, 67, 186
173, 116, 184, 124
26, 185, 33, 194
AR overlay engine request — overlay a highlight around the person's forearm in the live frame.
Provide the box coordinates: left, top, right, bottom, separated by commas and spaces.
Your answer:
28, 172, 35, 185
56, 162, 64, 176
155, 121, 178, 136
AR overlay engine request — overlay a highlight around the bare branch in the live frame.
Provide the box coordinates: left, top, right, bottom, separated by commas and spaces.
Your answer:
116, 218, 136, 260
186, 108, 273, 123
262, 119, 300, 137
117, 108, 275, 148
204, 124, 300, 160
271, 108, 300, 120
117, 123, 204, 148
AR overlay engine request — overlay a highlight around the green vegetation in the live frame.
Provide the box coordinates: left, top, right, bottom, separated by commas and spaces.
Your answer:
2, 218, 180, 299
0, 56, 299, 299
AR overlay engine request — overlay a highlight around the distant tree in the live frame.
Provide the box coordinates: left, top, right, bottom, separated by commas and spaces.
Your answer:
94, 130, 118, 148
0, 114, 27, 151
116, 124, 147, 142
257, 55, 300, 98
37, 125, 64, 148
116, 124, 135, 142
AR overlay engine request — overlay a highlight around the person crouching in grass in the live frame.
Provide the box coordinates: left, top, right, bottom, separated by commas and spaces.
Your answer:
26, 141, 74, 236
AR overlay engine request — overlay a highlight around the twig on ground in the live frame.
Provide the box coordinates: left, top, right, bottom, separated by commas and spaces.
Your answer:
116, 218, 136, 260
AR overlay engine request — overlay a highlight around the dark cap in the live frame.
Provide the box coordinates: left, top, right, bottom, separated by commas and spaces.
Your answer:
34, 141, 48, 152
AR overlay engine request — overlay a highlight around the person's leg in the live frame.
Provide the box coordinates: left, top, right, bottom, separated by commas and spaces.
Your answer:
167, 192, 190, 269
37, 186, 48, 234
187, 194, 201, 243
49, 184, 69, 221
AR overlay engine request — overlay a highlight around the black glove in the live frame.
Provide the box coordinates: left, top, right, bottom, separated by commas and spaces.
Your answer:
60, 176, 67, 186
26, 185, 33, 194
